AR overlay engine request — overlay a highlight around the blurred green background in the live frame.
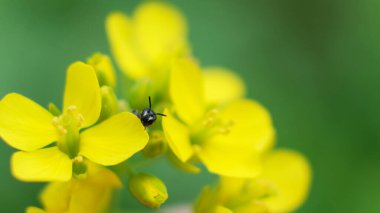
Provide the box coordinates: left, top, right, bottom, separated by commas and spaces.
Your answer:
1, 0, 380, 212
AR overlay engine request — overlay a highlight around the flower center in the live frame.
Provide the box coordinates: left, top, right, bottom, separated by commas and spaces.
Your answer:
190, 108, 235, 144
53, 105, 85, 158
72, 155, 88, 178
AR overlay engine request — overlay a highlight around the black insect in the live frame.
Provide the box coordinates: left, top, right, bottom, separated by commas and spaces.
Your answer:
131, 96, 166, 127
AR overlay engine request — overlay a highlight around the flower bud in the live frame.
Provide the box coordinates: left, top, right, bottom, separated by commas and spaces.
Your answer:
99, 86, 119, 122
127, 78, 156, 109
48, 102, 61, 116
128, 173, 168, 209
142, 130, 167, 158
87, 52, 116, 88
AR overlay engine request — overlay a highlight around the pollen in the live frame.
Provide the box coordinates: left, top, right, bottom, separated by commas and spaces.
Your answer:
77, 114, 85, 127
217, 120, 235, 135
58, 125, 68, 134
202, 117, 214, 128
67, 105, 77, 112
52, 116, 59, 125
73, 155, 84, 163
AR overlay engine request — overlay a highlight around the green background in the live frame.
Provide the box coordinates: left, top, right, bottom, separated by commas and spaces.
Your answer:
1, 0, 380, 212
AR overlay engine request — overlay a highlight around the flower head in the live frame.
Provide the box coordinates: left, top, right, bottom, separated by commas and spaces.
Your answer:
106, 2, 189, 81
0, 62, 149, 182
194, 149, 312, 213
26, 162, 122, 213
162, 58, 275, 177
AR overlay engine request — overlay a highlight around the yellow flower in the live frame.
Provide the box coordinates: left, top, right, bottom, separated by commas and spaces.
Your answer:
195, 149, 312, 213
26, 162, 122, 213
106, 2, 190, 83
0, 62, 149, 182
162, 58, 275, 177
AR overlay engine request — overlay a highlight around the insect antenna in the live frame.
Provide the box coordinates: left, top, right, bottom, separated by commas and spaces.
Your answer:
148, 96, 152, 109
155, 113, 167, 117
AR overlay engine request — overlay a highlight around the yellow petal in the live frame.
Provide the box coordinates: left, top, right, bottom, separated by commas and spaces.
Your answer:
260, 150, 312, 212
215, 205, 233, 213
71, 164, 121, 213
0, 93, 56, 151
26, 207, 46, 213
203, 67, 246, 106
87, 52, 116, 88
40, 163, 121, 213
79, 112, 149, 166
170, 58, 205, 125
71, 183, 114, 213
85, 161, 122, 188
69, 164, 120, 213
106, 12, 149, 79
41, 181, 72, 212
63, 62, 101, 128
134, 2, 189, 70
219, 99, 275, 153
198, 139, 262, 178
69, 183, 113, 213
162, 108, 193, 162
197, 99, 274, 177
194, 186, 217, 213
234, 202, 268, 213
12, 147, 72, 182
218, 177, 247, 200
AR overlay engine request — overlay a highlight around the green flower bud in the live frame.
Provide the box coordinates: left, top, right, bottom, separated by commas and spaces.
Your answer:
48, 102, 61, 116
143, 130, 167, 158
126, 78, 156, 109
99, 86, 119, 122
128, 173, 168, 209
87, 52, 116, 88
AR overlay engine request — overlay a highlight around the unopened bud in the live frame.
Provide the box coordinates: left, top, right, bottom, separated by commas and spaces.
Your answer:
48, 102, 61, 116
127, 79, 156, 109
87, 52, 116, 88
128, 173, 168, 209
99, 86, 119, 122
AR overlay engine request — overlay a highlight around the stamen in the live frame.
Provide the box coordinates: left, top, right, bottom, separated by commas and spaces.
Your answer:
58, 125, 67, 134
77, 114, 85, 127
52, 117, 59, 125
218, 127, 230, 134
202, 117, 214, 128
73, 155, 84, 163
202, 108, 220, 128
217, 120, 234, 135
67, 105, 77, 112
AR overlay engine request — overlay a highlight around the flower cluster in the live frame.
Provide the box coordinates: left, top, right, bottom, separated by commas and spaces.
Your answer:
0, 2, 311, 213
